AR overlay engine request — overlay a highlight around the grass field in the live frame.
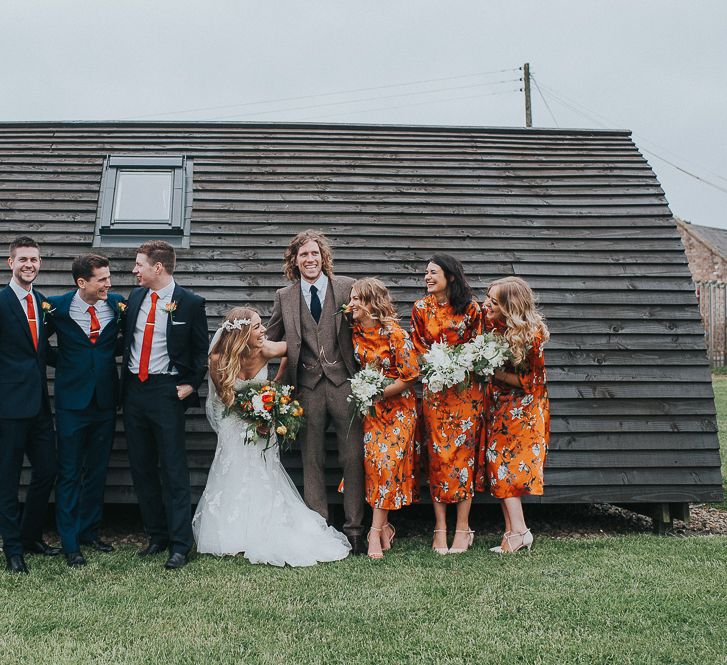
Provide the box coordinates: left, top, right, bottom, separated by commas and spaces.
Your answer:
1, 386, 726, 664
2, 536, 726, 665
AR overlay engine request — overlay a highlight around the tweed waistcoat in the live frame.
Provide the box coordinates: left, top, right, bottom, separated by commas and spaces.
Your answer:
298, 288, 348, 389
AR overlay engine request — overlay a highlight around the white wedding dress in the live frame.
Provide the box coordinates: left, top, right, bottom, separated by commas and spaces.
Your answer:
192, 362, 351, 566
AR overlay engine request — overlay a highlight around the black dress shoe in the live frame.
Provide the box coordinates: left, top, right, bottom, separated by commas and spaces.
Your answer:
22, 540, 62, 556
164, 553, 188, 570
5, 554, 29, 574
137, 542, 168, 557
65, 552, 87, 568
347, 534, 367, 556
82, 539, 114, 553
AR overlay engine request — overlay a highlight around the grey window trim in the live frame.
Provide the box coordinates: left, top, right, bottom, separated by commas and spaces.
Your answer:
93, 155, 193, 249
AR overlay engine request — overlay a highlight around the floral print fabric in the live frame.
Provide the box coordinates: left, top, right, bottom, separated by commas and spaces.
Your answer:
475, 319, 550, 498
353, 322, 419, 510
410, 295, 484, 503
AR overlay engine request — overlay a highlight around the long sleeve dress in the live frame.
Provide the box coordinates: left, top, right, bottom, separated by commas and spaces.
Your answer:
410, 295, 484, 503
475, 319, 550, 498
352, 322, 419, 510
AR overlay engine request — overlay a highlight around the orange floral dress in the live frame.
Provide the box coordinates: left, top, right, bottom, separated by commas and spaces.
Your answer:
410, 295, 484, 503
353, 322, 420, 510
475, 319, 550, 498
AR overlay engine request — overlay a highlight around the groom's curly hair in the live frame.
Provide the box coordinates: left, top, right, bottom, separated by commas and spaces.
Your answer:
283, 230, 334, 282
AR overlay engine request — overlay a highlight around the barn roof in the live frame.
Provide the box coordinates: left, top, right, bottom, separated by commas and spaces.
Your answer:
0, 121, 722, 508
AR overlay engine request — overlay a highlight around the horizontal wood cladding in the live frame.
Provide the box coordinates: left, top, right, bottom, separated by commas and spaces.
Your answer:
2, 121, 721, 505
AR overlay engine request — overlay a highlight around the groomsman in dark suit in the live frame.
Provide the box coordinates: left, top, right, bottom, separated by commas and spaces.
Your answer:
46, 254, 125, 567
121, 241, 208, 570
0, 236, 60, 574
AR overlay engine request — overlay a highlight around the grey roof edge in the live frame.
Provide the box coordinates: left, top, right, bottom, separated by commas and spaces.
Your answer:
675, 218, 727, 260
0, 120, 632, 136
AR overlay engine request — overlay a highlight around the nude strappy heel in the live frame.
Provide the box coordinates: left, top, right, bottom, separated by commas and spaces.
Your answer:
382, 523, 396, 551
448, 529, 475, 554
500, 529, 533, 554
432, 529, 449, 555
367, 526, 384, 560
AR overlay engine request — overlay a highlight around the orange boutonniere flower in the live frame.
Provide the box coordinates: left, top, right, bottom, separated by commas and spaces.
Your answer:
116, 301, 127, 324
41, 301, 55, 323
163, 301, 178, 322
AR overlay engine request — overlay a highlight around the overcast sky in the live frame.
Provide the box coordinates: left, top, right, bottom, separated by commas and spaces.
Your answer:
2, 0, 725, 228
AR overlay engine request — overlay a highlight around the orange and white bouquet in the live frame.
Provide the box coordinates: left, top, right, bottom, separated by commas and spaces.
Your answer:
226, 381, 304, 452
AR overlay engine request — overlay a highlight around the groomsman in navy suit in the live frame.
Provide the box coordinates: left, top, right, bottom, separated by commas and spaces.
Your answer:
121, 240, 208, 570
0, 236, 60, 574
46, 254, 125, 567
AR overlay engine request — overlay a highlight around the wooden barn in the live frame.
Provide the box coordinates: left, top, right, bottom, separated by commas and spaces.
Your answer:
0, 121, 723, 528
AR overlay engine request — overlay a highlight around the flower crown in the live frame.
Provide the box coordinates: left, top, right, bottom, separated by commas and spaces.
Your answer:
222, 318, 251, 332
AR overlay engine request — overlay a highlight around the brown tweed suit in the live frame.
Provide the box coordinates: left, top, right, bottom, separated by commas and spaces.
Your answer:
266, 275, 364, 536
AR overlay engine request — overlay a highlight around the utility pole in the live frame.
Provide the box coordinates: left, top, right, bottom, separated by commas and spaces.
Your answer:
523, 62, 532, 127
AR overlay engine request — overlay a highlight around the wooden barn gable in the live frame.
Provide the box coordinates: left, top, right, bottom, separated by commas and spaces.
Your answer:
0, 121, 722, 518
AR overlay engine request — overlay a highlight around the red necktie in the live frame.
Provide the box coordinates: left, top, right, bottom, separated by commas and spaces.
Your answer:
25, 293, 38, 351
88, 306, 100, 344
138, 292, 158, 382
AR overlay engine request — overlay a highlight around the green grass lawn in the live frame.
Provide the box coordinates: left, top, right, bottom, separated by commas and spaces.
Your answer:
2, 536, 726, 665
2, 383, 727, 664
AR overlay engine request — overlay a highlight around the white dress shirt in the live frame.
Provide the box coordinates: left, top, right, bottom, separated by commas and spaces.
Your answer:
9, 278, 40, 338
69, 291, 114, 339
300, 273, 329, 312
128, 279, 178, 375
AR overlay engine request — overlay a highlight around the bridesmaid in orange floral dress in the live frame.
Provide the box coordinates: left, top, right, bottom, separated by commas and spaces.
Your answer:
348, 278, 419, 560
475, 276, 550, 553
410, 254, 484, 554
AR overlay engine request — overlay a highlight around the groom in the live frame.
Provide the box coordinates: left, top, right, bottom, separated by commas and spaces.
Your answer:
267, 230, 365, 554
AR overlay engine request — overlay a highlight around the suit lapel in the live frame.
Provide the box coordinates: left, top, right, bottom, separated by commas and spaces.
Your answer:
167, 284, 182, 338
290, 283, 302, 339
127, 287, 148, 336
331, 277, 345, 336
99, 294, 122, 340
5, 286, 36, 351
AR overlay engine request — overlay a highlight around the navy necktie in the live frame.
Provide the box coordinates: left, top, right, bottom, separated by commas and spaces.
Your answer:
310, 285, 322, 323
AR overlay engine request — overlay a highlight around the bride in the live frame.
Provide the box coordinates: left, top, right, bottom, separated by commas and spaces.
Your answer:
192, 307, 351, 566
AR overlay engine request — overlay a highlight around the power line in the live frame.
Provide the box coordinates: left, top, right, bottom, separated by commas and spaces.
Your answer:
530, 75, 559, 127
535, 81, 727, 197
538, 81, 727, 185
295, 88, 521, 122
640, 149, 727, 195
204, 79, 522, 121
120, 67, 521, 120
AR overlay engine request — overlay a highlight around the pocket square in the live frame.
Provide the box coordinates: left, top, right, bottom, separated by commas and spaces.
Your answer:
171, 321, 187, 326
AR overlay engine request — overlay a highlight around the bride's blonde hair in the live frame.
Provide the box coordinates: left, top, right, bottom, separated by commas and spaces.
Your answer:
351, 278, 399, 326
210, 306, 258, 407
487, 277, 549, 366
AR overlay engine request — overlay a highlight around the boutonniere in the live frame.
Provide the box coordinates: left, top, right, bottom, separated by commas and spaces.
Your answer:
116, 301, 127, 324
336, 303, 352, 316
41, 301, 55, 323
163, 301, 178, 322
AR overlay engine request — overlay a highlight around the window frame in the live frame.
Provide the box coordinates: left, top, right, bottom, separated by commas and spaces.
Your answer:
94, 155, 193, 248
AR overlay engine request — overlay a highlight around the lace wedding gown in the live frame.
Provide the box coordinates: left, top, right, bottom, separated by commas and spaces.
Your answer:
192, 364, 351, 566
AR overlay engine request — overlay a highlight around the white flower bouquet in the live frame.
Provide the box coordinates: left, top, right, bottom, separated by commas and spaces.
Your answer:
348, 365, 394, 416
458, 332, 512, 380
420, 341, 469, 393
